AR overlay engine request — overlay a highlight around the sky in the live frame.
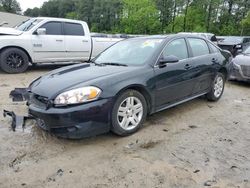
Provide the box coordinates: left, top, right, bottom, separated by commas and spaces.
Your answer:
17, 0, 48, 12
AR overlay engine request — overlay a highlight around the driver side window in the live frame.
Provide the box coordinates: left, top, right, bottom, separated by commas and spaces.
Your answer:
163, 38, 188, 60
40, 21, 62, 35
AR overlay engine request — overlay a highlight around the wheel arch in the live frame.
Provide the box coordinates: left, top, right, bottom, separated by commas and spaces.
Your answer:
218, 67, 228, 80
115, 84, 153, 114
0, 46, 33, 63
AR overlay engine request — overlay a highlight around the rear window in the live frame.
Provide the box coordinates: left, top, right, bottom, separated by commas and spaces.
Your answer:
64, 22, 85, 36
188, 38, 210, 57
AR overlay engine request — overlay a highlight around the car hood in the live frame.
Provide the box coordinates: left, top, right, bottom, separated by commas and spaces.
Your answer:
233, 54, 250, 65
30, 63, 137, 99
218, 41, 239, 46
0, 27, 23, 35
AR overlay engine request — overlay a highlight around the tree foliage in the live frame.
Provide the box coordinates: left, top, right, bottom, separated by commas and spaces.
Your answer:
19, 0, 250, 35
121, 0, 161, 34
0, 0, 21, 13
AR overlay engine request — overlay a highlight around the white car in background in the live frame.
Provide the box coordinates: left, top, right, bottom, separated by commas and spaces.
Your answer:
0, 17, 122, 73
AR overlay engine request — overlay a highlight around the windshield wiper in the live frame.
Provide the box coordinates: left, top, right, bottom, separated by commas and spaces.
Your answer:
100, 62, 128, 67
86, 60, 102, 66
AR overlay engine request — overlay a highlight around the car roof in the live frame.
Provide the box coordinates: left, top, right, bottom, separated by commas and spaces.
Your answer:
128, 34, 208, 40
35, 17, 87, 24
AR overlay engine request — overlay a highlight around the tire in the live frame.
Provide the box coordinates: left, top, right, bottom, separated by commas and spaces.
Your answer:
0, 48, 29, 73
206, 72, 225, 101
111, 90, 147, 136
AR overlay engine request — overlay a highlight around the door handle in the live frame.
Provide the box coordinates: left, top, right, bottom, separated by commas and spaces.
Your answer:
56, 39, 63, 42
184, 64, 192, 70
82, 40, 89, 42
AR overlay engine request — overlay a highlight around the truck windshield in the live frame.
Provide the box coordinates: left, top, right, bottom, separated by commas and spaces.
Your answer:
16, 18, 42, 31
95, 38, 164, 66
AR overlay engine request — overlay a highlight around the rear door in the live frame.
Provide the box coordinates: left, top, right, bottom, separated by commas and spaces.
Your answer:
186, 38, 215, 95
32, 21, 66, 62
63, 22, 91, 61
154, 38, 196, 109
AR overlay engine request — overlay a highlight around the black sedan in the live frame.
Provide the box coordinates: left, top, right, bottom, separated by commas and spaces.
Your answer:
229, 46, 250, 82
26, 34, 231, 139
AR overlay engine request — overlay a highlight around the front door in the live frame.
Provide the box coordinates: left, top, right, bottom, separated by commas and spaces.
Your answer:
32, 21, 66, 62
154, 38, 196, 110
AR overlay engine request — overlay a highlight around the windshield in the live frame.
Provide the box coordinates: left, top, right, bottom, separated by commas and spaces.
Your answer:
95, 38, 164, 66
16, 18, 42, 31
222, 37, 243, 43
244, 46, 250, 54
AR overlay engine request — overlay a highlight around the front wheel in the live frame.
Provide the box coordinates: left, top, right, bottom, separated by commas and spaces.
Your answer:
206, 72, 225, 101
0, 48, 29, 74
111, 90, 147, 136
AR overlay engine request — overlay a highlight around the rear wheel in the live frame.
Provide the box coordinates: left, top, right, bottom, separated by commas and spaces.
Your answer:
0, 48, 29, 73
111, 90, 147, 136
206, 72, 225, 101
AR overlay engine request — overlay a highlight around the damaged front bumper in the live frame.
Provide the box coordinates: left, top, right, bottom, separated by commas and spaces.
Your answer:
3, 110, 34, 131
4, 88, 113, 139
3, 88, 34, 131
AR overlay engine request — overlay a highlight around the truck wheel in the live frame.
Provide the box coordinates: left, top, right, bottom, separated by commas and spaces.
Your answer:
206, 72, 225, 101
111, 90, 147, 136
0, 48, 29, 73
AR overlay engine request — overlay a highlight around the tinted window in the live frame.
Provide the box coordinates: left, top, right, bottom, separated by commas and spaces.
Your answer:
64, 23, 84, 36
208, 42, 219, 53
188, 38, 210, 57
41, 22, 62, 35
163, 38, 188, 60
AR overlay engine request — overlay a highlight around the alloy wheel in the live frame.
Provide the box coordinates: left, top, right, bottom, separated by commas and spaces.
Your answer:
117, 96, 143, 131
214, 76, 224, 98
6, 53, 25, 69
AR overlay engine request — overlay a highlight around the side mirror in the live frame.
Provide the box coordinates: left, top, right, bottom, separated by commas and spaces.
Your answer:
158, 55, 179, 67
36, 28, 46, 35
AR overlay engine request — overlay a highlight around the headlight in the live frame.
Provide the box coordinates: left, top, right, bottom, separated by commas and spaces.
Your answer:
54, 86, 101, 105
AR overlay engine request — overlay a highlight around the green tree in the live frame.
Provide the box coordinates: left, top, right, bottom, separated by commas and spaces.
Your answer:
24, 7, 40, 17
39, 0, 60, 17
90, 0, 122, 33
241, 11, 250, 35
20, 0, 250, 35
58, 0, 77, 18
77, 0, 94, 28
0, 0, 21, 13
121, 0, 161, 34
155, 0, 174, 33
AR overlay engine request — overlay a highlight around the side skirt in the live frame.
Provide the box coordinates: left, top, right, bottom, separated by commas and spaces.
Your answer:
155, 92, 208, 113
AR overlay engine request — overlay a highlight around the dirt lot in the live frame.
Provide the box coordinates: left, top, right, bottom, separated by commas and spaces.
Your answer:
0, 65, 250, 188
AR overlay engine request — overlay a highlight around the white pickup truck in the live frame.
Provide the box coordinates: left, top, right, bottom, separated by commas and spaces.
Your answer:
0, 17, 122, 73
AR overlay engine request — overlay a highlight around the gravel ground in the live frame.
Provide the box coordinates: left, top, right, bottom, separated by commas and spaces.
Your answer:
0, 65, 250, 188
